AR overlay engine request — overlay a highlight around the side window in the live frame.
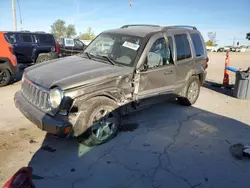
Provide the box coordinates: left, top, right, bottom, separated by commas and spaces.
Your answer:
174, 34, 191, 61
191, 33, 204, 57
38, 34, 54, 45
74, 40, 84, 48
64, 38, 74, 47
147, 37, 173, 69
5, 33, 16, 44
19, 34, 33, 43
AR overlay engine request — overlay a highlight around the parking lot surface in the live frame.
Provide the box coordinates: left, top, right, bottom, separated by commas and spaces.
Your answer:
1, 52, 250, 187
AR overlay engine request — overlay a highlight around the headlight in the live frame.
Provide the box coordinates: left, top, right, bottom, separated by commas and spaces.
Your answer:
49, 88, 64, 109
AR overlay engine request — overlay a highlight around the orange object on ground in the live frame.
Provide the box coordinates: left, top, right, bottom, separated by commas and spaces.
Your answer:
223, 51, 230, 86
2, 167, 35, 188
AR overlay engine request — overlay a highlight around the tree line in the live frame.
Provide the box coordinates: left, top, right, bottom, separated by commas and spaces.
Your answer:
50, 19, 95, 40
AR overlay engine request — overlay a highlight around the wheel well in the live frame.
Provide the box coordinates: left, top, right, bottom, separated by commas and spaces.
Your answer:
71, 94, 118, 113
0, 59, 6, 64
86, 94, 118, 104
0, 60, 12, 75
198, 74, 202, 84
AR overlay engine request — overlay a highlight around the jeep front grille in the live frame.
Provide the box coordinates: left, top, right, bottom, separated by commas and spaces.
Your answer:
21, 78, 51, 112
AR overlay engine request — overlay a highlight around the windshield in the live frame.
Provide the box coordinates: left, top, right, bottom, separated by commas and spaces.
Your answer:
84, 33, 142, 66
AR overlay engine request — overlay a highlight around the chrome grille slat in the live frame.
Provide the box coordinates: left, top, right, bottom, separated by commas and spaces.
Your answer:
21, 78, 51, 113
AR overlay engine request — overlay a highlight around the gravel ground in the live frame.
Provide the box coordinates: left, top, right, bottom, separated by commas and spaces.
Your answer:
0, 52, 250, 188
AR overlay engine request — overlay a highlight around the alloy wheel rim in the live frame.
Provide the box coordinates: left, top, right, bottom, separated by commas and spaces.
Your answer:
91, 108, 117, 141
0, 69, 7, 84
187, 81, 199, 102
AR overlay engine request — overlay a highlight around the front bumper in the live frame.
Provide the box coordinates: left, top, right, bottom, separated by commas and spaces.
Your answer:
14, 91, 72, 136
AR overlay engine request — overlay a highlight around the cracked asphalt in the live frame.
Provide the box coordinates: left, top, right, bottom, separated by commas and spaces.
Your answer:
1, 52, 250, 188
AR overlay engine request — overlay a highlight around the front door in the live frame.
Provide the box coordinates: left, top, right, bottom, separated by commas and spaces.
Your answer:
137, 35, 177, 100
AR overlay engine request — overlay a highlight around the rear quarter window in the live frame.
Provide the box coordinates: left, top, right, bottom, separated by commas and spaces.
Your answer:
37, 34, 55, 45
191, 33, 205, 57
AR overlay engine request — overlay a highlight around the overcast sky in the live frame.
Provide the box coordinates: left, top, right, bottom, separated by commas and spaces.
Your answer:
0, 0, 250, 46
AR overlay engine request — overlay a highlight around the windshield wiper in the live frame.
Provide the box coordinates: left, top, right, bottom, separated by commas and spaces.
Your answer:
84, 52, 92, 59
101, 55, 116, 65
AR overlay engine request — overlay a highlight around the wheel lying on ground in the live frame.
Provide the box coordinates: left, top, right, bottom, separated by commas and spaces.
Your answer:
36, 54, 50, 64
178, 76, 200, 106
77, 97, 121, 147
0, 67, 11, 87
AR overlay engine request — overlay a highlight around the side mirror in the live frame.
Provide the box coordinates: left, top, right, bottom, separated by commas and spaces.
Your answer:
139, 60, 148, 72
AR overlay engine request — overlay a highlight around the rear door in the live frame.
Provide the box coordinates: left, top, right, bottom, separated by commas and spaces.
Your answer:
34, 34, 56, 60
15, 33, 35, 63
172, 32, 194, 86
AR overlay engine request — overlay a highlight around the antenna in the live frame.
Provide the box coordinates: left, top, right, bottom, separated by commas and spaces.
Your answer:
17, 0, 23, 30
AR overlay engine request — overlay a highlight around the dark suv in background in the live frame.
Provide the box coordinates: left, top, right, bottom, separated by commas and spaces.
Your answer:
4, 31, 59, 64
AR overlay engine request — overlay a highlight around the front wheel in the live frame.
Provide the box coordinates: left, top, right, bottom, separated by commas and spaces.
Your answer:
77, 97, 121, 147
178, 76, 200, 106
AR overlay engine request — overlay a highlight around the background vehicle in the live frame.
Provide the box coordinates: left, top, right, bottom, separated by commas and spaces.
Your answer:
80, 39, 92, 46
15, 24, 208, 146
217, 47, 224, 52
223, 46, 231, 52
4, 31, 59, 64
58, 38, 85, 57
0, 31, 18, 86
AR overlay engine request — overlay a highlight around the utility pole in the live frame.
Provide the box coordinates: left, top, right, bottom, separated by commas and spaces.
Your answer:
233, 36, 235, 47
12, 0, 17, 31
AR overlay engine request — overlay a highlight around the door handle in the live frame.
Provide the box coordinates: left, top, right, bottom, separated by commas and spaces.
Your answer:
164, 70, 173, 75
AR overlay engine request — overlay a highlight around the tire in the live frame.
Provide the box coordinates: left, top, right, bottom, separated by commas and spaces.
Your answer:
36, 54, 50, 64
178, 76, 200, 106
0, 67, 11, 87
77, 96, 121, 147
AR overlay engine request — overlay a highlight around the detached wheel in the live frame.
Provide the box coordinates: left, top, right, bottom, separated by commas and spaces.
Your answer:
78, 97, 121, 146
0, 67, 11, 87
178, 76, 200, 106
36, 54, 50, 64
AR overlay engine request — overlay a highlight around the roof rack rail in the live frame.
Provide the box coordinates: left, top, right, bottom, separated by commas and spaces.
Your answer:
121, 24, 160, 28
20, 30, 31, 32
34, 31, 46, 34
165, 25, 197, 30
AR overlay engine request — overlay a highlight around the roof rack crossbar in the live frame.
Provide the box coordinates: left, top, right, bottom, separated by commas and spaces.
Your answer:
164, 25, 197, 30
121, 24, 160, 28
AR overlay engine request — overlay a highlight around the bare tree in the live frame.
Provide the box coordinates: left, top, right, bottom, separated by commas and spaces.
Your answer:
207, 32, 217, 46
50, 19, 77, 39
66, 24, 77, 38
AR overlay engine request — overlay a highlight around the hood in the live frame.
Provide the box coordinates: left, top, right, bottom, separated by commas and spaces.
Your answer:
25, 56, 133, 90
